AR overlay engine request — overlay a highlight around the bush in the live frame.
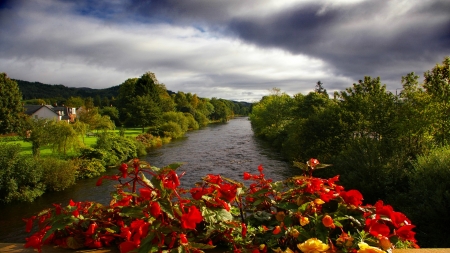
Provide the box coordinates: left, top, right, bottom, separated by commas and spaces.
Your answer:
185, 113, 199, 130
37, 157, 77, 192
0, 143, 45, 203
72, 158, 106, 179
160, 121, 184, 139
398, 146, 450, 247
194, 111, 209, 127
162, 112, 189, 132
95, 132, 138, 165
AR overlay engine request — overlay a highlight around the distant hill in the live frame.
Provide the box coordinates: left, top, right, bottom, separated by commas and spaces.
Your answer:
14, 79, 121, 100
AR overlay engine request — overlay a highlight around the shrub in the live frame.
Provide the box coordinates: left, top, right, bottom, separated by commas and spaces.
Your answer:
95, 132, 138, 165
37, 157, 77, 192
162, 112, 189, 132
185, 113, 199, 130
399, 146, 450, 247
160, 121, 184, 139
72, 158, 106, 179
194, 111, 209, 127
0, 143, 45, 203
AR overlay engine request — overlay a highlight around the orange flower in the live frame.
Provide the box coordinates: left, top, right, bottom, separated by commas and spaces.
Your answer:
273, 226, 281, 235
322, 215, 335, 229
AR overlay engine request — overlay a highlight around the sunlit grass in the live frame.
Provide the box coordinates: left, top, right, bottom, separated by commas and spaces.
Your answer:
3, 128, 146, 156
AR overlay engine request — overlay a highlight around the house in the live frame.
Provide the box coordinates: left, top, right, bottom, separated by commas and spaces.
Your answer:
24, 105, 77, 122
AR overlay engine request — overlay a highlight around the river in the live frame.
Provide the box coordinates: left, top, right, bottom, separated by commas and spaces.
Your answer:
0, 117, 296, 243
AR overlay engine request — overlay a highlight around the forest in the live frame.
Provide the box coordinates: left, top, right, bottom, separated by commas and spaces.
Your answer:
248, 56, 450, 247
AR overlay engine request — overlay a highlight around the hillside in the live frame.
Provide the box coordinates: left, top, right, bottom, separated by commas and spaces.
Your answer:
14, 79, 121, 100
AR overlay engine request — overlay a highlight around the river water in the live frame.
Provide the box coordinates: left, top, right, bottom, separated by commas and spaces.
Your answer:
0, 117, 296, 243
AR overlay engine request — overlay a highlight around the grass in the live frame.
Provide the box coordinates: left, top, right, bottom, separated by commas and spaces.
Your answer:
4, 128, 147, 157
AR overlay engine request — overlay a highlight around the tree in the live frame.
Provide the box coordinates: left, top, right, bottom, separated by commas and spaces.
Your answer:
315, 80, 328, 95
65, 96, 85, 108
100, 106, 120, 125
423, 56, 450, 145
0, 73, 26, 134
131, 95, 162, 133
249, 88, 294, 141
49, 121, 81, 155
21, 118, 53, 157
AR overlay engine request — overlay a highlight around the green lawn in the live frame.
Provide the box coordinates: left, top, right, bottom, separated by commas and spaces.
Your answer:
4, 128, 146, 157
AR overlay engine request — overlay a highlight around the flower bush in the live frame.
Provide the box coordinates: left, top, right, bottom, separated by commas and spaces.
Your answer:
24, 158, 418, 253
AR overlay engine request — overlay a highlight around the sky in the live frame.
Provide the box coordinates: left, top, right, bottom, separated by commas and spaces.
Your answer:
1, 0, 449, 102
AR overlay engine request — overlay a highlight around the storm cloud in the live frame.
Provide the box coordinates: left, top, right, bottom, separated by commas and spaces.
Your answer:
1, 0, 449, 101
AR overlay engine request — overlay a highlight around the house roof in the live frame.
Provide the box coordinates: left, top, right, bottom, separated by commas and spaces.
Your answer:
24, 105, 46, 115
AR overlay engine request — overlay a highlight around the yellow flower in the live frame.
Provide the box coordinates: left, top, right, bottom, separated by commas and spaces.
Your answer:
357, 242, 385, 253
297, 238, 329, 253
300, 216, 310, 226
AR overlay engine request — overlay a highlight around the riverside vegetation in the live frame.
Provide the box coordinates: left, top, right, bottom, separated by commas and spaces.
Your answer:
248, 56, 450, 248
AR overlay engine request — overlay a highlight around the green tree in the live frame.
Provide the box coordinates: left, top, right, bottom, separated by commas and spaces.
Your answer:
132, 95, 162, 133
100, 106, 120, 125
49, 121, 81, 155
65, 96, 85, 108
423, 56, 450, 145
21, 118, 53, 157
249, 88, 293, 141
0, 73, 26, 134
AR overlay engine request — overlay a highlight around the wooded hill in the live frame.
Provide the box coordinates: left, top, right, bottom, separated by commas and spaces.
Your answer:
14, 79, 121, 100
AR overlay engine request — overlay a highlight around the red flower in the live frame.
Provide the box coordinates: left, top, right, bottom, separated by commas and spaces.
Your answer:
119, 163, 128, 178
150, 202, 161, 217
24, 235, 41, 251
119, 241, 138, 253
341, 190, 363, 206
139, 188, 152, 200
205, 174, 223, 184
180, 233, 188, 244
243, 172, 252, 180
181, 206, 203, 230
241, 223, 247, 238
308, 158, 320, 168
258, 164, 264, 172
23, 216, 36, 233
396, 225, 417, 242
218, 183, 238, 202
190, 187, 205, 200
163, 171, 180, 189
366, 219, 390, 237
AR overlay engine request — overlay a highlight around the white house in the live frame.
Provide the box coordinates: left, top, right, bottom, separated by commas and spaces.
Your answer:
24, 105, 77, 122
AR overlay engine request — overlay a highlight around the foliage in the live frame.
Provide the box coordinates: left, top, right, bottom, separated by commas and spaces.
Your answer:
49, 121, 83, 155
20, 118, 53, 157
0, 143, 44, 203
160, 121, 184, 139
135, 133, 163, 149
249, 89, 293, 143
72, 157, 106, 179
24, 158, 418, 253
37, 157, 77, 192
95, 133, 138, 166
0, 73, 26, 135
391, 146, 450, 247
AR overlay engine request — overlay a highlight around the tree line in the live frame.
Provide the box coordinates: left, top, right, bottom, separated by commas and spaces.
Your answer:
249, 56, 450, 247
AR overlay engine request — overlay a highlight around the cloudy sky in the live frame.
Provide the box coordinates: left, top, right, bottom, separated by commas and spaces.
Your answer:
1, 0, 449, 102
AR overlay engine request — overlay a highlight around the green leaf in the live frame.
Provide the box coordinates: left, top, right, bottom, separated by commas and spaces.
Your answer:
189, 242, 216, 250
139, 171, 154, 188
159, 198, 174, 219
